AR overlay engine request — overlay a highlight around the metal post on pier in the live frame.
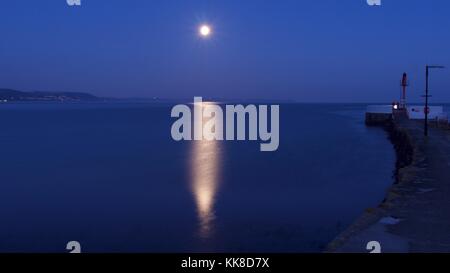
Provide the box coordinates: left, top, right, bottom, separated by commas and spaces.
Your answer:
424, 65, 445, 137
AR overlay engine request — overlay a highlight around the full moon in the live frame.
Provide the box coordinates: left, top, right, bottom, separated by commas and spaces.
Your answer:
199, 25, 212, 37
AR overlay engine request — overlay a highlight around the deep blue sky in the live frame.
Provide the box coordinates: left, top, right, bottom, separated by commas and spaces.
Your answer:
0, 0, 449, 102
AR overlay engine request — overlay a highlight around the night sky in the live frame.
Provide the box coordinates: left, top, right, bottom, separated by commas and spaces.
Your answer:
1, 0, 449, 102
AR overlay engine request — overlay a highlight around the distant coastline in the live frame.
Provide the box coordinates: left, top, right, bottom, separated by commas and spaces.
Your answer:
0, 88, 100, 102
0, 90, 299, 104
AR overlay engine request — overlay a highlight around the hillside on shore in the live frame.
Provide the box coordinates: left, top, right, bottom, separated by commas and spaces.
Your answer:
0, 89, 100, 102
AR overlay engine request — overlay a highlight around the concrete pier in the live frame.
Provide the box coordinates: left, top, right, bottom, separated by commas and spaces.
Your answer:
365, 105, 393, 126
328, 112, 450, 253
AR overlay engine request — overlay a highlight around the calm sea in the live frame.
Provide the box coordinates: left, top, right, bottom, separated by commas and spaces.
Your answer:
0, 102, 395, 252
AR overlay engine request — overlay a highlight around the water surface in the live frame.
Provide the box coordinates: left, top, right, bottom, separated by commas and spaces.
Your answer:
0, 102, 395, 252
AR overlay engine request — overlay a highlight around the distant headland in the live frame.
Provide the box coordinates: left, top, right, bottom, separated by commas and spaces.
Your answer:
0, 89, 100, 102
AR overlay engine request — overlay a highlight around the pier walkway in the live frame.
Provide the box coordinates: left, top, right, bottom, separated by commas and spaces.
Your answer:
329, 114, 450, 252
